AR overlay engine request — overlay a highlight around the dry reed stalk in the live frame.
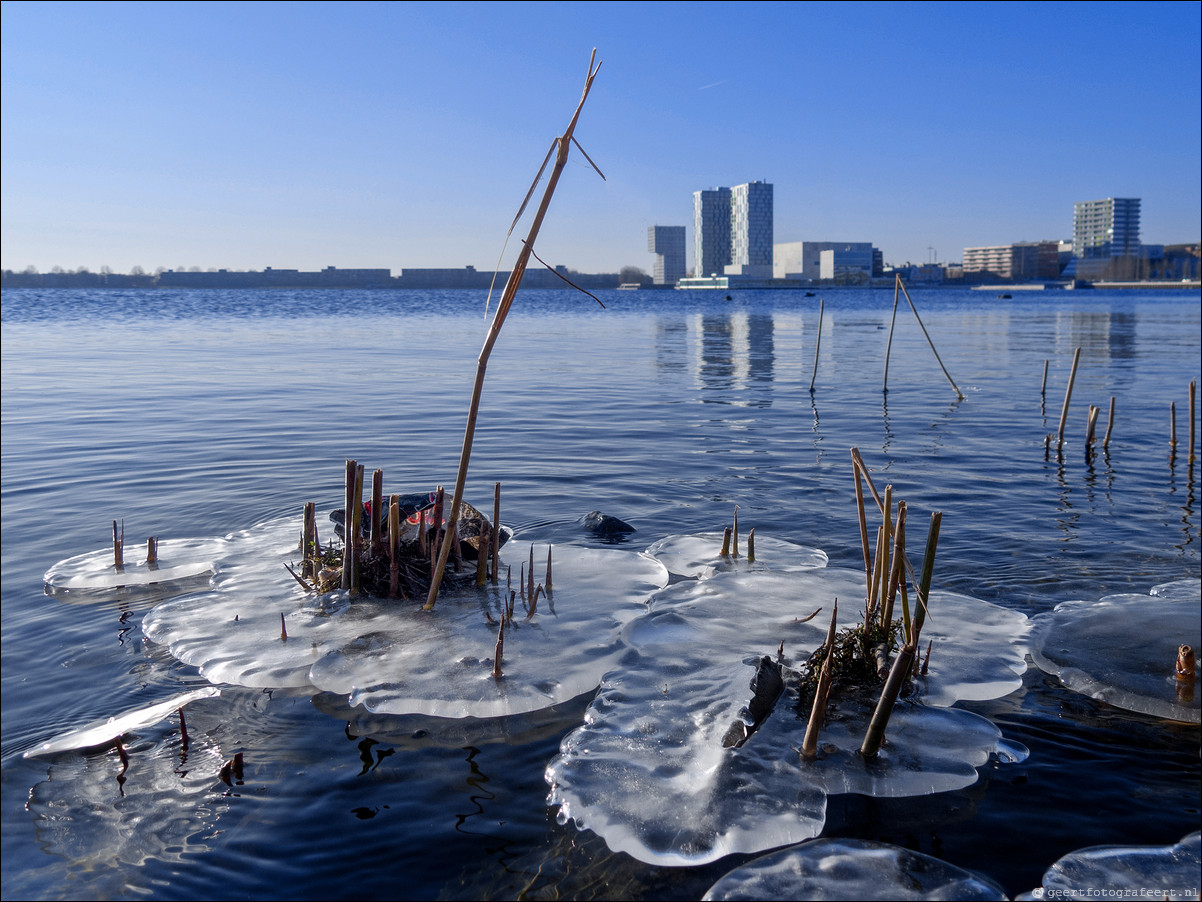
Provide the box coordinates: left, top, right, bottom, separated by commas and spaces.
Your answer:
425, 51, 603, 610
852, 456, 872, 602
1190, 379, 1197, 462
1086, 404, 1100, 448
528, 545, 535, 601
881, 500, 906, 631
1170, 402, 1177, 448
746, 528, 756, 563
868, 524, 886, 621
850, 448, 885, 512
911, 512, 942, 647
1103, 397, 1116, 450
146, 536, 158, 568
897, 277, 964, 400
492, 482, 501, 585
801, 601, 838, 759
431, 486, 445, 561
720, 527, 732, 556
810, 298, 824, 393
340, 460, 356, 590
1056, 347, 1082, 449
279, 612, 288, 641
883, 277, 901, 393
351, 464, 364, 595
112, 519, 124, 570
300, 502, 312, 554
370, 469, 383, 552
545, 544, 553, 590
476, 520, 490, 586
1041, 359, 1048, 397
732, 506, 739, 558
389, 495, 401, 598
860, 641, 915, 759
492, 618, 504, 680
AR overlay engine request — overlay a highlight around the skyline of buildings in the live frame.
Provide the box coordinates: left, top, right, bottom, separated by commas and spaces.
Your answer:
5, 193, 1198, 288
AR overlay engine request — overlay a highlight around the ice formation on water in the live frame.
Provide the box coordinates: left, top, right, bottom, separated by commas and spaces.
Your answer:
1018, 831, 1200, 901
43, 537, 221, 596
644, 532, 828, 579
24, 695, 237, 873
139, 516, 670, 717
546, 559, 1031, 866
1030, 578, 1201, 723
701, 838, 1008, 901
23, 687, 221, 757
307, 544, 669, 718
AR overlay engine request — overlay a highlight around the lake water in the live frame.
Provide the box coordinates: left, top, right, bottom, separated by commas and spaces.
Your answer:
2, 286, 1199, 900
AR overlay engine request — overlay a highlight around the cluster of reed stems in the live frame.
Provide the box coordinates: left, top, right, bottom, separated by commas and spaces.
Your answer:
488, 542, 554, 680
793, 449, 942, 761
1044, 351, 1196, 469
289, 460, 505, 601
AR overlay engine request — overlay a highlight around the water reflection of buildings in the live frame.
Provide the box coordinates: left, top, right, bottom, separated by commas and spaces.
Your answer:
655, 310, 806, 407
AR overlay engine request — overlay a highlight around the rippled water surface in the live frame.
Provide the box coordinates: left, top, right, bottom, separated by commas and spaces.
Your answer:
2, 286, 1199, 899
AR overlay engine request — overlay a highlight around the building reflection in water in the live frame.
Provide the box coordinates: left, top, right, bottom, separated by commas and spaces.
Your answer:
656, 310, 807, 409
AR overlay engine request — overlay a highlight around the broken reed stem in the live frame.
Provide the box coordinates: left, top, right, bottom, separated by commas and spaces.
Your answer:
1040, 359, 1048, 397
370, 468, 383, 552
1056, 347, 1082, 449
492, 618, 504, 680
389, 495, 401, 598
528, 545, 535, 601
801, 600, 838, 760
1190, 379, 1197, 463
1103, 397, 1116, 450
883, 277, 901, 393
491, 482, 501, 585
425, 50, 602, 610
1086, 404, 1100, 448
476, 520, 490, 586
732, 506, 739, 558
897, 277, 964, 400
860, 642, 915, 759
868, 524, 886, 622
1170, 402, 1177, 448
146, 536, 158, 568
851, 451, 872, 602
911, 511, 942, 647
746, 528, 756, 563
279, 612, 288, 641
351, 464, 364, 595
720, 526, 732, 556
810, 298, 824, 393
341, 459, 356, 590
881, 501, 906, 631
112, 519, 124, 570
545, 543, 553, 590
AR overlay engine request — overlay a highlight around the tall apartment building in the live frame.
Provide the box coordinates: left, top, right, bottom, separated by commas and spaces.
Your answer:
693, 188, 732, 278
693, 181, 773, 279
729, 181, 774, 275
647, 225, 686, 286
1073, 198, 1141, 258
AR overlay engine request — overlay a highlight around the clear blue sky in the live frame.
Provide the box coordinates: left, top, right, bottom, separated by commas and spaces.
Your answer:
2, 1, 1199, 275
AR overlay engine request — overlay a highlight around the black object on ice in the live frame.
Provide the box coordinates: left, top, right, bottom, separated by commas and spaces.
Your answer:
580, 511, 636, 541
722, 656, 786, 749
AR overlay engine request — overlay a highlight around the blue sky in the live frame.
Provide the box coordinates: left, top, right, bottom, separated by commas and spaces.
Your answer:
2, 1, 1199, 275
